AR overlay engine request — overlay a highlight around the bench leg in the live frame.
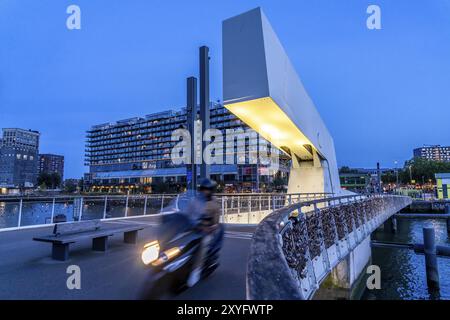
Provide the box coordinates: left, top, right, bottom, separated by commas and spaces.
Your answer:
124, 230, 138, 244
92, 236, 108, 251
52, 243, 69, 261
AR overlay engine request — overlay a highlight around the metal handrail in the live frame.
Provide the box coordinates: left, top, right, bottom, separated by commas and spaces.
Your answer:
246, 194, 413, 300
0, 192, 333, 201
0, 192, 332, 231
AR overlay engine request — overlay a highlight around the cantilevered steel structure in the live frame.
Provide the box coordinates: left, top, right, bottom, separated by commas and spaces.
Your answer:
223, 7, 341, 194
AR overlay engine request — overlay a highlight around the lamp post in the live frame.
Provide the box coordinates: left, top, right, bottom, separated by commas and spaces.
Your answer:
394, 160, 399, 190
376, 162, 382, 194
199, 46, 210, 181
409, 165, 413, 184
186, 77, 198, 192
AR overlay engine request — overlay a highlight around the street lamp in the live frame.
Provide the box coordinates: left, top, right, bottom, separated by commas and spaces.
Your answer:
394, 160, 399, 187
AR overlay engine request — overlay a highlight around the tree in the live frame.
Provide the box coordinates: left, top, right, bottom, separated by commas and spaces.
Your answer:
50, 173, 62, 189
37, 173, 51, 189
339, 166, 359, 174
399, 157, 450, 184
37, 172, 62, 189
381, 170, 397, 184
64, 180, 78, 193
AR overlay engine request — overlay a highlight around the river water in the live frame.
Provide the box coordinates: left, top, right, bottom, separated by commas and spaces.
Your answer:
363, 217, 450, 300
0, 198, 169, 228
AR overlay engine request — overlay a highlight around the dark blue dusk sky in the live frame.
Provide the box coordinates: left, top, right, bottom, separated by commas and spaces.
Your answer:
1, 0, 449, 178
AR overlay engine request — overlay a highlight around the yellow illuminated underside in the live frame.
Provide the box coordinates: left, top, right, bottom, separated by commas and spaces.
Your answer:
225, 97, 316, 160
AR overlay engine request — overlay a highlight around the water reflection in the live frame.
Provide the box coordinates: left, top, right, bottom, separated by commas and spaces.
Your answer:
0, 198, 167, 229
364, 218, 450, 300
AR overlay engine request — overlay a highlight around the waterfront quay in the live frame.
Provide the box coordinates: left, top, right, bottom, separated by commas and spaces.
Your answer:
402, 199, 450, 213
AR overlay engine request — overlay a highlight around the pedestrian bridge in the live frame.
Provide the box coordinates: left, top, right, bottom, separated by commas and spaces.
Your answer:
220, 9, 414, 300
0, 193, 411, 300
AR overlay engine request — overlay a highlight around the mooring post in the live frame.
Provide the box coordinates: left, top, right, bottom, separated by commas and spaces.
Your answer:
423, 227, 440, 290
392, 216, 397, 233
384, 217, 396, 233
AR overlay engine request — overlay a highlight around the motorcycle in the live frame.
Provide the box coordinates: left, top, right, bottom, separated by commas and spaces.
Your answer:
139, 195, 224, 299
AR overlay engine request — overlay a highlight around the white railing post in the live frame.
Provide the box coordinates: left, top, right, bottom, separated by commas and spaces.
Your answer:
224, 196, 228, 222
103, 196, 108, 219
175, 194, 180, 211
79, 197, 83, 221
248, 196, 251, 224
221, 196, 225, 223
143, 196, 148, 215
237, 196, 240, 215
50, 198, 56, 223
17, 199, 23, 227
160, 194, 165, 212
125, 195, 129, 217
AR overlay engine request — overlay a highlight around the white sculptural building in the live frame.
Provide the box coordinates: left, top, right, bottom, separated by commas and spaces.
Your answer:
223, 7, 341, 195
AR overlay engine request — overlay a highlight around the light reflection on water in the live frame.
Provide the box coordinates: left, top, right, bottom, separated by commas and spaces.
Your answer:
0, 200, 160, 228
364, 217, 450, 300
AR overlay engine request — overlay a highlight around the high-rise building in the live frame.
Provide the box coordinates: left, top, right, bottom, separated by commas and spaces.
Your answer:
413, 145, 450, 162
39, 154, 65, 180
85, 103, 288, 193
0, 128, 40, 188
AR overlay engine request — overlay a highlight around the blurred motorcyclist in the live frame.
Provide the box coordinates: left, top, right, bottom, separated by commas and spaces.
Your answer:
187, 178, 221, 287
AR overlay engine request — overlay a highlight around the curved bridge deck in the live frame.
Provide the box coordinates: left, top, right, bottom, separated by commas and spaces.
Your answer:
0, 216, 254, 299
0, 194, 411, 300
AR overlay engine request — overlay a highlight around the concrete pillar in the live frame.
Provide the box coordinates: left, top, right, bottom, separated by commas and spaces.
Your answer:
384, 217, 397, 233
315, 236, 372, 300
287, 150, 333, 194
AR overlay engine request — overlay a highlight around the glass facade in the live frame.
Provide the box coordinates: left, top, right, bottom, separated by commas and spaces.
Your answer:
414, 145, 450, 162
85, 103, 288, 193
39, 154, 65, 181
0, 128, 40, 188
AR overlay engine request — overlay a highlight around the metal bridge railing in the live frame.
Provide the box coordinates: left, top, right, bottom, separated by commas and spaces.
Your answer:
246, 194, 412, 300
0, 192, 332, 231
219, 193, 330, 224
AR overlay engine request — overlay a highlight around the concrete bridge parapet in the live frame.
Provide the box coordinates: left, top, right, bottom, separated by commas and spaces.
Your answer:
246, 195, 412, 300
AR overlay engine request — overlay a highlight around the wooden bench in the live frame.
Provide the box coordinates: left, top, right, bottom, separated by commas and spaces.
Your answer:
33, 220, 145, 261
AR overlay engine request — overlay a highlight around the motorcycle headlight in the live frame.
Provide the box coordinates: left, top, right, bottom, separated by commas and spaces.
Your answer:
152, 247, 182, 267
141, 241, 160, 265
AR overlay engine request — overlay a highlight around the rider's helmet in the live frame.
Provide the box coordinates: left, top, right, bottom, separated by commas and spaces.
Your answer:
199, 178, 217, 191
